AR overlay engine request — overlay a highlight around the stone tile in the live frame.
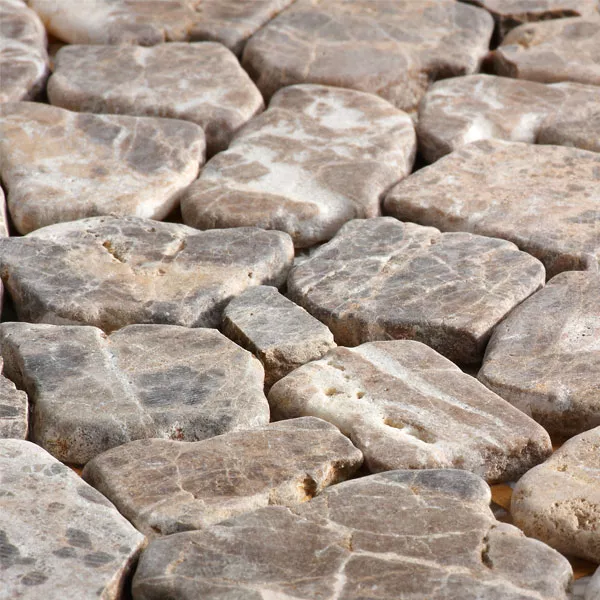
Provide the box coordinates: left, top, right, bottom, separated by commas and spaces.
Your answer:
0, 358, 28, 439
83, 417, 362, 536
0, 216, 294, 331
287, 218, 545, 365
48, 42, 264, 156
222, 285, 336, 388
0, 439, 145, 600
132, 469, 573, 600
181, 84, 416, 248
0, 323, 269, 464
242, 0, 493, 113
384, 139, 600, 277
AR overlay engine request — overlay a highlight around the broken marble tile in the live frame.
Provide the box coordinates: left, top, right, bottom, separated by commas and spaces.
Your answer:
0, 358, 28, 439
241, 0, 493, 113
0, 439, 145, 600
0, 216, 294, 331
0, 0, 49, 102
0, 102, 205, 234
479, 272, 600, 440
512, 426, 600, 563
47, 42, 264, 156
384, 139, 600, 277
132, 469, 573, 600
0, 323, 269, 464
181, 84, 416, 248
83, 417, 362, 536
287, 218, 545, 365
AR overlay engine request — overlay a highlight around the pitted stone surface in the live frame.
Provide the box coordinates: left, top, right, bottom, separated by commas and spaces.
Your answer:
0, 323, 269, 464
384, 140, 600, 277
0, 0, 49, 102
241, 0, 493, 113
132, 469, 572, 600
47, 42, 264, 156
0, 358, 28, 440
0, 439, 145, 600
479, 272, 600, 439
287, 218, 545, 365
222, 286, 336, 388
0, 102, 205, 234
0, 216, 294, 331
181, 84, 416, 248
83, 418, 362, 536
512, 426, 600, 563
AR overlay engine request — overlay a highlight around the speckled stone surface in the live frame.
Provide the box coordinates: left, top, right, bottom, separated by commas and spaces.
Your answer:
0, 358, 28, 440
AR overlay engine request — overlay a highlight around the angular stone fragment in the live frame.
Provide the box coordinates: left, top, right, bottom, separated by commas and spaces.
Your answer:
287, 218, 545, 365
48, 42, 264, 156
132, 469, 573, 600
242, 0, 493, 113
0, 322, 269, 464
0, 216, 294, 331
83, 418, 362, 536
181, 85, 416, 247
0, 358, 28, 439
0, 439, 145, 600
384, 140, 600, 277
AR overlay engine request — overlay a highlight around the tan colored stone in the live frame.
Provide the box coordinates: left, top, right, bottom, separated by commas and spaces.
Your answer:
0, 358, 28, 439
539, 109, 600, 154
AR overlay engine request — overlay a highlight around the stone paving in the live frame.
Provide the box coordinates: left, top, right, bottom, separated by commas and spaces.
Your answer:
0, 1, 599, 598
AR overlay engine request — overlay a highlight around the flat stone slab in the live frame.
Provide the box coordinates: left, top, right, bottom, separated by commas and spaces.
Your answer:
384, 140, 600, 277
287, 218, 545, 365
0, 323, 269, 464
222, 285, 336, 388
132, 469, 572, 600
48, 42, 264, 156
479, 271, 600, 439
0, 358, 28, 440
512, 426, 600, 563
0, 216, 294, 331
241, 0, 493, 113
0, 439, 145, 600
83, 417, 362, 536
181, 84, 416, 248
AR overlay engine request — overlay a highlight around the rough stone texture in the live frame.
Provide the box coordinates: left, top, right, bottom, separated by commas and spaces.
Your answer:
384, 139, 600, 278
0, 102, 205, 234
0, 216, 294, 331
132, 469, 573, 600
479, 272, 600, 440
222, 286, 336, 388
47, 42, 264, 156
0, 439, 145, 599
83, 417, 362, 537
512, 426, 600, 563
538, 107, 600, 154
181, 84, 416, 248
493, 17, 600, 86
0, 322, 269, 464
241, 0, 494, 113
287, 218, 545, 365
0, 358, 28, 439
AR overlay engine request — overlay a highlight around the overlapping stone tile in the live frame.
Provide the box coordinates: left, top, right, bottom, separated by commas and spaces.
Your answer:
0, 323, 269, 464
241, 0, 493, 113
287, 218, 545, 365
384, 140, 600, 277
181, 84, 416, 247
0, 439, 145, 600
0, 102, 205, 234
0, 216, 294, 331
0, 358, 28, 439
132, 469, 573, 600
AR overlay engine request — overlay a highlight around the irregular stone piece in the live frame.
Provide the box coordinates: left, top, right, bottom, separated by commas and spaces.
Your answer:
181, 85, 416, 247
0, 439, 145, 599
479, 272, 600, 439
287, 218, 545, 365
0, 322, 269, 464
512, 426, 600, 563
242, 0, 493, 113
132, 469, 573, 600
538, 107, 600, 154
0, 358, 28, 439
0, 216, 294, 331
83, 418, 362, 536
384, 140, 600, 277
48, 42, 264, 156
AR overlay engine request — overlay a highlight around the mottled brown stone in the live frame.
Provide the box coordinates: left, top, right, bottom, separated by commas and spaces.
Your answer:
538, 108, 600, 154
0, 358, 28, 439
